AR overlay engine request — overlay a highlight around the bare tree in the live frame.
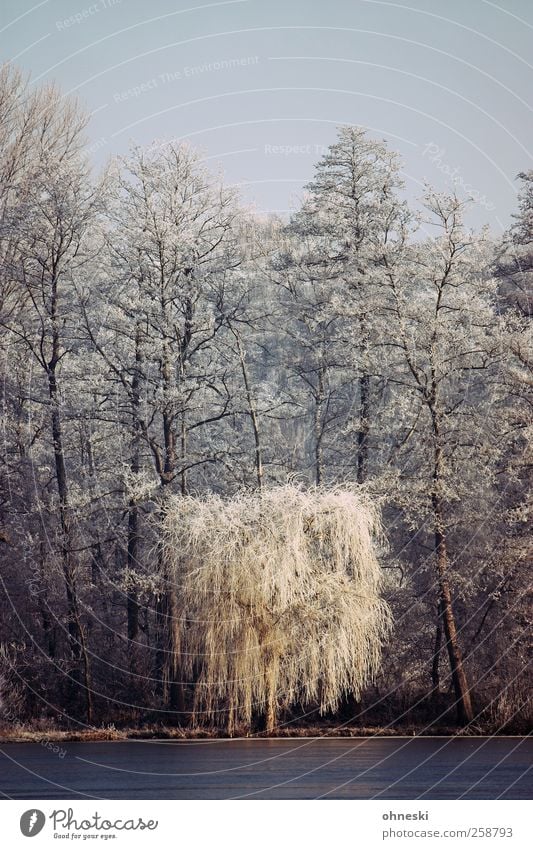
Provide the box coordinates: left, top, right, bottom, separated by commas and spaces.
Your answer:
383, 193, 507, 724
0, 70, 102, 722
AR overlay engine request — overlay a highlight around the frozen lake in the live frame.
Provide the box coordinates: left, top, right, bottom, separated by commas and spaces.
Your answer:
1, 737, 531, 799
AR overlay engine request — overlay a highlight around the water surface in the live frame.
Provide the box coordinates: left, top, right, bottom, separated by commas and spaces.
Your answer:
1, 737, 531, 799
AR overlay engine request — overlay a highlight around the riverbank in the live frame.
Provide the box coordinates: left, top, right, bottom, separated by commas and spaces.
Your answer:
0, 722, 515, 743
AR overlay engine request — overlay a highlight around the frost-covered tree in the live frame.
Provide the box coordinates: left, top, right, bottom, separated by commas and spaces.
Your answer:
280, 126, 410, 484
161, 486, 391, 733
497, 171, 533, 316
219, 217, 297, 491
82, 141, 244, 710
0, 66, 103, 722
104, 142, 241, 492
474, 174, 533, 727
383, 193, 508, 724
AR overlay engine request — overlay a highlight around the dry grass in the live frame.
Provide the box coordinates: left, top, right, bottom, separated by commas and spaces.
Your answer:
0, 723, 484, 742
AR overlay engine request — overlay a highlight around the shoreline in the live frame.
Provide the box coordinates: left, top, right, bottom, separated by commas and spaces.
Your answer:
0, 725, 526, 743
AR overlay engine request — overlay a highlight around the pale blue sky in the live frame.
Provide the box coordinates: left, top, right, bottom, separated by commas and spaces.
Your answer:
1, 0, 532, 231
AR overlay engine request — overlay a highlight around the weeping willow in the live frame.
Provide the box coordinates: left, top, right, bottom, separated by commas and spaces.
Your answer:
161, 485, 392, 733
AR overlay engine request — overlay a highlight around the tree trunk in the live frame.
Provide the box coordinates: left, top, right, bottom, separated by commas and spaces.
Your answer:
127, 502, 140, 668
265, 688, 276, 735
37, 539, 57, 659
127, 326, 142, 680
155, 341, 184, 716
356, 372, 370, 484
154, 555, 185, 721
234, 329, 264, 491
47, 358, 93, 723
180, 411, 187, 495
314, 365, 325, 486
430, 601, 443, 708
431, 431, 473, 726
153, 296, 190, 716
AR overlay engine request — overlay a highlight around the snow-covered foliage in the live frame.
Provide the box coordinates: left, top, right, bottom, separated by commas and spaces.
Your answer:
0, 61, 530, 731
161, 486, 391, 731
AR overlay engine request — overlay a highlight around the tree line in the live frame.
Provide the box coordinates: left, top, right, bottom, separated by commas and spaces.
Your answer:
0, 63, 530, 733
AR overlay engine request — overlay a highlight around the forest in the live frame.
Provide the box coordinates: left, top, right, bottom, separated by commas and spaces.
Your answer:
0, 62, 531, 737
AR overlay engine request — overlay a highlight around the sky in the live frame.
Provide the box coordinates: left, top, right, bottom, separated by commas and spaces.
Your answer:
1, 0, 532, 233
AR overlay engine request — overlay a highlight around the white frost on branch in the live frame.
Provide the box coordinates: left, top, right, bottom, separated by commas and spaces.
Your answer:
161, 485, 392, 732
